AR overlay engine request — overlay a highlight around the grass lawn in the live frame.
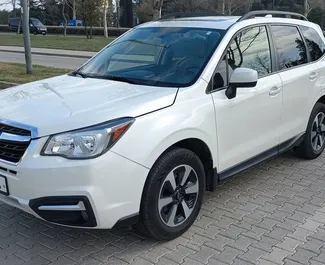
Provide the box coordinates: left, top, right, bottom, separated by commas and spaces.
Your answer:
0, 34, 115, 52
0, 62, 70, 84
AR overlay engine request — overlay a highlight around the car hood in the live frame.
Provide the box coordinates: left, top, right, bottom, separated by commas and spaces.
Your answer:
0, 75, 178, 137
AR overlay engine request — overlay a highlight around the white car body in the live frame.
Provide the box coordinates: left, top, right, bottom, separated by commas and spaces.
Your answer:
0, 12, 325, 232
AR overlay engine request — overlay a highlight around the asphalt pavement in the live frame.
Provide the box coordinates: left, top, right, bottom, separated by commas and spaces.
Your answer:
0, 51, 88, 69
0, 46, 93, 69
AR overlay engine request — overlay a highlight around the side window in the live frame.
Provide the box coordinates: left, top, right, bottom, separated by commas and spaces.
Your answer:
213, 26, 271, 90
300, 25, 325, 61
228, 26, 272, 77
271, 25, 308, 70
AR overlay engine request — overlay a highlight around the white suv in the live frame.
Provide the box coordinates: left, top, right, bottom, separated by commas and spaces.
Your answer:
0, 10, 325, 240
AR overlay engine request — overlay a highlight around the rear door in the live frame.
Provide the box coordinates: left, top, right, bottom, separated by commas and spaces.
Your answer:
299, 25, 325, 130
270, 24, 318, 143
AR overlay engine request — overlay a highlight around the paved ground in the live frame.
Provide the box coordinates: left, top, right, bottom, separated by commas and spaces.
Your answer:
0, 51, 88, 69
0, 46, 92, 69
1, 150, 325, 265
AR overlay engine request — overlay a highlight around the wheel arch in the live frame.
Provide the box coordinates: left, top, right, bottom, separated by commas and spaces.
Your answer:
171, 138, 216, 191
145, 137, 217, 192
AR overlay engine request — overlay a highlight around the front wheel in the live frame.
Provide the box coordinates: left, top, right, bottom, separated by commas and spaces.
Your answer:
294, 102, 325, 159
137, 148, 205, 241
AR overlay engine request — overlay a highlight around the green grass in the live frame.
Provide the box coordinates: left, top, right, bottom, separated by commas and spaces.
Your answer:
0, 62, 70, 84
0, 34, 115, 52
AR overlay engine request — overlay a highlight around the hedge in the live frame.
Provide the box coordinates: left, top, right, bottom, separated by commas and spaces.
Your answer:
0, 24, 130, 37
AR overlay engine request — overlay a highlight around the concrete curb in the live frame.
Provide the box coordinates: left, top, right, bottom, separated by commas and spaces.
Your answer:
0, 81, 17, 89
0, 49, 92, 59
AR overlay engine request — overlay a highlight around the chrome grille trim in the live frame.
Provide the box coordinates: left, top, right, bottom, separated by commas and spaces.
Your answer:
0, 132, 31, 142
0, 119, 38, 138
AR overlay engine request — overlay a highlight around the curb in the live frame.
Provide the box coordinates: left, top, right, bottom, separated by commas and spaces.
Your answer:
0, 81, 17, 89
0, 49, 93, 59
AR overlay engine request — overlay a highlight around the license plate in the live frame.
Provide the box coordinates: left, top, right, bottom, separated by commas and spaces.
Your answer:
0, 176, 9, 196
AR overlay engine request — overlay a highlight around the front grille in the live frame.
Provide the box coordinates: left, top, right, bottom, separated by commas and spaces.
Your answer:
0, 140, 30, 163
0, 124, 31, 136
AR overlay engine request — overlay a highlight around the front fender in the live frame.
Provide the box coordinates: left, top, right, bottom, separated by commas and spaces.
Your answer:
111, 95, 218, 170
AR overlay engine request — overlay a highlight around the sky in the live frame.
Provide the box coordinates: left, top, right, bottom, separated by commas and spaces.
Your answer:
0, 0, 13, 11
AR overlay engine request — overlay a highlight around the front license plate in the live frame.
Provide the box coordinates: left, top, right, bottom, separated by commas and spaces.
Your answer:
0, 176, 9, 196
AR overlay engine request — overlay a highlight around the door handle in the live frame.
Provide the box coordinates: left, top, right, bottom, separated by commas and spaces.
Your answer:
269, 86, 281, 96
310, 72, 318, 81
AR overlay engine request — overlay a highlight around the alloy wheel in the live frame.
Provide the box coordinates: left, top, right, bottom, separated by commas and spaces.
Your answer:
311, 112, 325, 151
158, 165, 199, 228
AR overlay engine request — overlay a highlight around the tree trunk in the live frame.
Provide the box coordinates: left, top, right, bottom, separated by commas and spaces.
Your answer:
72, 0, 76, 20
84, 22, 89, 39
153, 0, 163, 19
103, 0, 108, 38
222, 0, 225, 14
228, 0, 232, 15
304, 0, 309, 17
62, 1, 67, 36
17, 17, 21, 34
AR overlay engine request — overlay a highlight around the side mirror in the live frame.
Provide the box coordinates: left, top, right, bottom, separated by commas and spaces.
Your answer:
226, 68, 258, 99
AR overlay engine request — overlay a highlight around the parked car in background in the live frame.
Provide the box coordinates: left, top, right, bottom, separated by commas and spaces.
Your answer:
8, 17, 47, 35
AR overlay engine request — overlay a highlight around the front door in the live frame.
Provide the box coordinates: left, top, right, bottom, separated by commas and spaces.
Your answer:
210, 25, 283, 173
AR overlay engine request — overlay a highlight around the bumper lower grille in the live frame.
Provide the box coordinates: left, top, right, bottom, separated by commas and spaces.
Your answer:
0, 123, 31, 164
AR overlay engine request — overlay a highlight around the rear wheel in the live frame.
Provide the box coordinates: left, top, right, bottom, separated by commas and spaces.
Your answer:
137, 148, 205, 241
294, 102, 325, 159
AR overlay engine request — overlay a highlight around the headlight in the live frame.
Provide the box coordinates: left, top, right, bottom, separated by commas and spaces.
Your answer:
41, 117, 134, 159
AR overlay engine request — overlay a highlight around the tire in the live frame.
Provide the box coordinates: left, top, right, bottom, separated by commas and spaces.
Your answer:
137, 148, 205, 241
294, 102, 325, 159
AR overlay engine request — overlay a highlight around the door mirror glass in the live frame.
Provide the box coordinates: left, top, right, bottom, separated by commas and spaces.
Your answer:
229, 68, 258, 88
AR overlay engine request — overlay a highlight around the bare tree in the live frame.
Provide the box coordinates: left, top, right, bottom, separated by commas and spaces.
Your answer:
153, 0, 163, 19
60, 0, 68, 36
72, 0, 76, 19
78, 0, 102, 39
11, 0, 17, 16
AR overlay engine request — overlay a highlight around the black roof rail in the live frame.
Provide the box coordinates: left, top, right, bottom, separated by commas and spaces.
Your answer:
158, 12, 221, 20
238, 10, 308, 21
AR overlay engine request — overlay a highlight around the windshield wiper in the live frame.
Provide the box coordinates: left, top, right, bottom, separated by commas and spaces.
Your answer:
70, 70, 89, 78
70, 72, 143, 85
95, 75, 142, 85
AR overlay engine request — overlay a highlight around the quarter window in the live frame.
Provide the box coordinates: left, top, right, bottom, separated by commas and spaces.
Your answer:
300, 25, 325, 61
271, 25, 308, 70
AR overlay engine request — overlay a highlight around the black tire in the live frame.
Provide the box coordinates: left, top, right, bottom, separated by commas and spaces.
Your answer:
137, 148, 205, 241
294, 102, 325, 159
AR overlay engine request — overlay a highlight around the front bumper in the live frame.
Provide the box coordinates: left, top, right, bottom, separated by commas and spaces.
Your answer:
0, 138, 149, 229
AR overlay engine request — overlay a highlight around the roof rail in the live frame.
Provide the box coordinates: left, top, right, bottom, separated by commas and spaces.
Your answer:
158, 12, 220, 20
238, 10, 308, 21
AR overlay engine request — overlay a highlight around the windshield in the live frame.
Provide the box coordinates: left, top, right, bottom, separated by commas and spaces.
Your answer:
76, 27, 225, 87
31, 19, 43, 27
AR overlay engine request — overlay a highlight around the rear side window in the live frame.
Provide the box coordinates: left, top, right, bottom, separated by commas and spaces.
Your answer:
271, 25, 308, 70
300, 26, 325, 61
